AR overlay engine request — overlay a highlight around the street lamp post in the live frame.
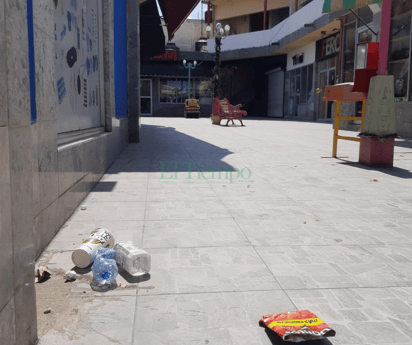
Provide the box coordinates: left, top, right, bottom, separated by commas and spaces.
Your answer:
206, 23, 230, 99
183, 59, 197, 99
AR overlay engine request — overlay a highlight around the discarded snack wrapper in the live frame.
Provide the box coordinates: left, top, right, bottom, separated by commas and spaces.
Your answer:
259, 310, 336, 342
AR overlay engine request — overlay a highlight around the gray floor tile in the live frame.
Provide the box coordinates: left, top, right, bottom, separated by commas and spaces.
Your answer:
138, 247, 281, 295
142, 219, 249, 248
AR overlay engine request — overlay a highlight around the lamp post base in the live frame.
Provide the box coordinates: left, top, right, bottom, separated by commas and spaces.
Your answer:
359, 136, 394, 168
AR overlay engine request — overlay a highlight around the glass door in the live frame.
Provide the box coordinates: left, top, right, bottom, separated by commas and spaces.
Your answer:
140, 79, 152, 115
317, 71, 328, 120
317, 57, 336, 121
326, 69, 336, 119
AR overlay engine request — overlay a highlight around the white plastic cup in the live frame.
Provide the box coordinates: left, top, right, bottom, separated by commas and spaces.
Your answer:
114, 242, 151, 277
72, 228, 115, 268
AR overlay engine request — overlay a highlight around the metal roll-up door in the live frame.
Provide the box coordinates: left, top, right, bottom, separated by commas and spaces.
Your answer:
267, 68, 284, 118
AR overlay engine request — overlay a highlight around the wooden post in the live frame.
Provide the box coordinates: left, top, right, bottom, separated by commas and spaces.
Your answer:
332, 101, 340, 157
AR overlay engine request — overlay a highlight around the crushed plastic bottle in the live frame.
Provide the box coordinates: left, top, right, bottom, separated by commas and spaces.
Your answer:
91, 256, 118, 285
114, 242, 151, 277
90, 248, 117, 263
90, 278, 118, 292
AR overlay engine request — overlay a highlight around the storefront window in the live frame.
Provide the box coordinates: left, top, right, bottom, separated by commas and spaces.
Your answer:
342, 22, 356, 83
388, 1, 411, 101
357, 7, 373, 30
285, 64, 314, 117
197, 79, 213, 103
307, 65, 313, 99
160, 78, 212, 103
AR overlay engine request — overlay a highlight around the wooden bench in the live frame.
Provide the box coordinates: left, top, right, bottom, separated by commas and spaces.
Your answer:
211, 97, 247, 126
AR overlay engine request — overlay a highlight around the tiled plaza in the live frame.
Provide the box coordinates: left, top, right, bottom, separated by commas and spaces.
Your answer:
38, 117, 412, 344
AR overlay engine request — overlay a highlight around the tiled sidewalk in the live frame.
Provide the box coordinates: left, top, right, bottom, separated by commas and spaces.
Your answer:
38, 118, 412, 345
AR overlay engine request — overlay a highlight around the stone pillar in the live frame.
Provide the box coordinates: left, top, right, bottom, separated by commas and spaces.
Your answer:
0, 0, 37, 344
127, 0, 140, 142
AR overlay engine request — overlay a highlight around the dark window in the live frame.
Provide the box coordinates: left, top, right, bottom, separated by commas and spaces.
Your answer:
301, 66, 307, 102
389, 1, 411, 101
342, 22, 356, 83
250, 12, 264, 32
307, 64, 313, 102
357, 7, 373, 29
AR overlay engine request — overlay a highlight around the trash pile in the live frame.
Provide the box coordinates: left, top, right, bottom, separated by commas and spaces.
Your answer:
71, 228, 151, 292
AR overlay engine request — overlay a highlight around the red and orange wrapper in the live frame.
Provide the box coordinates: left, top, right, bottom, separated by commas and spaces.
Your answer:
259, 310, 336, 342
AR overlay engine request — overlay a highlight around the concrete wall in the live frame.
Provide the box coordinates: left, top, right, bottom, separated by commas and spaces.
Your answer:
219, 15, 250, 35
0, 1, 129, 344
171, 19, 208, 52
213, 0, 289, 21
395, 103, 412, 138
0, 1, 37, 344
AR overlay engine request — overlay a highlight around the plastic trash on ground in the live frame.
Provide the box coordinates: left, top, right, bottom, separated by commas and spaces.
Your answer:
259, 310, 336, 342
90, 278, 118, 292
90, 247, 117, 263
65, 270, 77, 281
71, 228, 115, 268
114, 242, 151, 277
92, 256, 118, 285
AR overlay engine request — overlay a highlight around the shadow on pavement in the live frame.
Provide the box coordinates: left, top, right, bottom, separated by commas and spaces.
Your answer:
335, 160, 412, 179
395, 138, 412, 149
104, 124, 239, 176
118, 266, 151, 284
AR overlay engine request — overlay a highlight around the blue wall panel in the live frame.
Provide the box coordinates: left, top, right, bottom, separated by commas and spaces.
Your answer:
114, 0, 128, 118
27, 0, 37, 124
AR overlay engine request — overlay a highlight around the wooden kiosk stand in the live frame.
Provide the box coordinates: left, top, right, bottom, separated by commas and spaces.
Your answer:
321, 83, 367, 158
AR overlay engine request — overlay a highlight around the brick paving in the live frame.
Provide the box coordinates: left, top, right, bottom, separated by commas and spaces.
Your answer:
38, 117, 412, 344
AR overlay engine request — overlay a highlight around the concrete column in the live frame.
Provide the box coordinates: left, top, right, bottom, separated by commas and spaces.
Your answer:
127, 0, 141, 142
103, 0, 116, 132
0, 0, 37, 344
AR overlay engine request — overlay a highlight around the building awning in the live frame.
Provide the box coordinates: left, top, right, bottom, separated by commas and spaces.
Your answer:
157, 0, 200, 40
141, 62, 213, 78
140, 0, 166, 58
322, 0, 382, 13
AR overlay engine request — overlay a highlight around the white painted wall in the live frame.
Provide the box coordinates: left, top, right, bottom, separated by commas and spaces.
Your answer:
207, 0, 325, 52
286, 42, 316, 70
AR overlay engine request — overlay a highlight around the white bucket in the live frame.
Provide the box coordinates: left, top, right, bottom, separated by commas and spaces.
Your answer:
72, 228, 115, 268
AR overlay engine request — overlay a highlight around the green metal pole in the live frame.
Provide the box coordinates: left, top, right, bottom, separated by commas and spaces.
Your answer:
188, 63, 191, 99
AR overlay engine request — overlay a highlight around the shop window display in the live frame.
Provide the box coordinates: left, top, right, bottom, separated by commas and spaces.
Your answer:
342, 22, 356, 83
160, 78, 212, 104
388, 0, 411, 101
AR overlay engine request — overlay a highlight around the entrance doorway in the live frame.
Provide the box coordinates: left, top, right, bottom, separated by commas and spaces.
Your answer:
317, 58, 336, 121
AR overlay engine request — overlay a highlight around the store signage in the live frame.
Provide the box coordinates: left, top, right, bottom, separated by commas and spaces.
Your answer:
153, 50, 178, 61
316, 33, 340, 61
292, 53, 304, 66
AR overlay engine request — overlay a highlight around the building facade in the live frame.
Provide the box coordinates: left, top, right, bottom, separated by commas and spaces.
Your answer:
205, 0, 412, 137
1, 0, 198, 343
141, 20, 215, 117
